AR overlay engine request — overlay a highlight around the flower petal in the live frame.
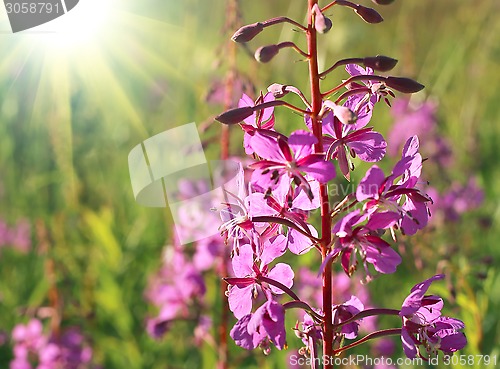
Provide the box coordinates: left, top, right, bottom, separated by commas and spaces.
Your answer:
228, 285, 254, 319
267, 263, 294, 294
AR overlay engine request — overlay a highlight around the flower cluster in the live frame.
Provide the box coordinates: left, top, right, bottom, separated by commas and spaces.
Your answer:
212, 1, 467, 366
388, 98, 483, 224
400, 275, 467, 358
145, 243, 209, 340
0, 218, 31, 253
9, 319, 93, 369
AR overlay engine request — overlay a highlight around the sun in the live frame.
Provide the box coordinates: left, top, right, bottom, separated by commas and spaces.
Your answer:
25, 0, 116, 49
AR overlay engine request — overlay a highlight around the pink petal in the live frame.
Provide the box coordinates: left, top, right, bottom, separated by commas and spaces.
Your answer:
260, 235, 287, 266
232, 244, 254, 277
267, 263, 294, 294
251, 132, 285, 162
228, 285, 254, 319
356, 165, 385, 201
288, 130, 317, 160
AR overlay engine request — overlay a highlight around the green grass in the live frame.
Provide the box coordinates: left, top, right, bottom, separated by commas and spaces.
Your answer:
0, 1, 498, 368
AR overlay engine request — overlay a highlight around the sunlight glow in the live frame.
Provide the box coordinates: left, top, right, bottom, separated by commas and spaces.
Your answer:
30, 0, 115, 49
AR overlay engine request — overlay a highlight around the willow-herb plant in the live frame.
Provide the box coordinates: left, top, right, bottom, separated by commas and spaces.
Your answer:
215, 1, 467, 367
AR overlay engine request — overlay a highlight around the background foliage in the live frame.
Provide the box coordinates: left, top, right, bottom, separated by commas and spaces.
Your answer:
0, 0, 498, 368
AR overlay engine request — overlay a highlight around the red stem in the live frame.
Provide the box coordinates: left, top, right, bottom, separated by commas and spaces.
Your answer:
307, 1, 334, 367
263, 16, 308, 31
322, 74, 387, 97
333, 328, 402, 354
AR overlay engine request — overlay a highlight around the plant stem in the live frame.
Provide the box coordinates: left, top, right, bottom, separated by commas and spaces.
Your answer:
331, 308, 400, 330
258, 276, 301, 301
307, 1, 334, 367
217, 2, 239, 368
333, 328, 402, 354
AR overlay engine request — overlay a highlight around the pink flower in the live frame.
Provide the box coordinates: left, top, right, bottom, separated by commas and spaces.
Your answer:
333, 210, 401, 279
225, 236, 293, 319
248, 177, 320, 254
356, 136, 432, 235
400, 275, 467, 358
249, 130, 335, 199
230, 299, 287, 353
238, 92, 276, 155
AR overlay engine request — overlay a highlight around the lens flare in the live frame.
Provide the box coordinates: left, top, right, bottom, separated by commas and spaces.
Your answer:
28, 0, 115, 48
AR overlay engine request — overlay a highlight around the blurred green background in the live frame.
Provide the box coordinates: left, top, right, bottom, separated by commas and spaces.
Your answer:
0, 0, 498, 368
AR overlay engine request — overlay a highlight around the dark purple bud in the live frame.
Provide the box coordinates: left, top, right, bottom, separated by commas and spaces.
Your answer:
255, 44, 280, 63
386, 77, 425, 93
268, 83, 289, 98
363, 55, 398, 72
371, 0, 395, 5
215, 106, 253, 125
355, 5, 384, 23
231, 22, 265, 43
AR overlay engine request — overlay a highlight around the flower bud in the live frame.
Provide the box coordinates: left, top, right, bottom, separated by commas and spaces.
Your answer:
324, 101, 357, 125
334, 105, 357, 125
255, 44, 280, 63
355, 5, 384, 23
231, 22, 265, 43
363, 55, 398, 72
312, 4, 332, 34
316, 15, 333, 34
215, 106, 254, 125
268, 83, 289, 98
314, 8, 333, 34
371, 0, 395, 5
386, 77, 425, 93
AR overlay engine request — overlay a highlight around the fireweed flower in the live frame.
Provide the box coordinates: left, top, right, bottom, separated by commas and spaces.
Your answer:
294, 312, 323, 347
400, 275, 467, 359
388, 98, 437, 156
145, 247, 206, 339
230, 299, 287, 353
217, 168, 259, 255
345, 64, 395, 108
356, 136, 432, 235
248, 177, 320, 254
225, 236, 293, 319
249, 130, 336, 199
308, 108, 386, 179
193, 235, 225, 272
332, 209, 402, 279
238, 92, 276, 155
428, 179, 484, 223
10, 320, 93, 369
332, 295, 364, 339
